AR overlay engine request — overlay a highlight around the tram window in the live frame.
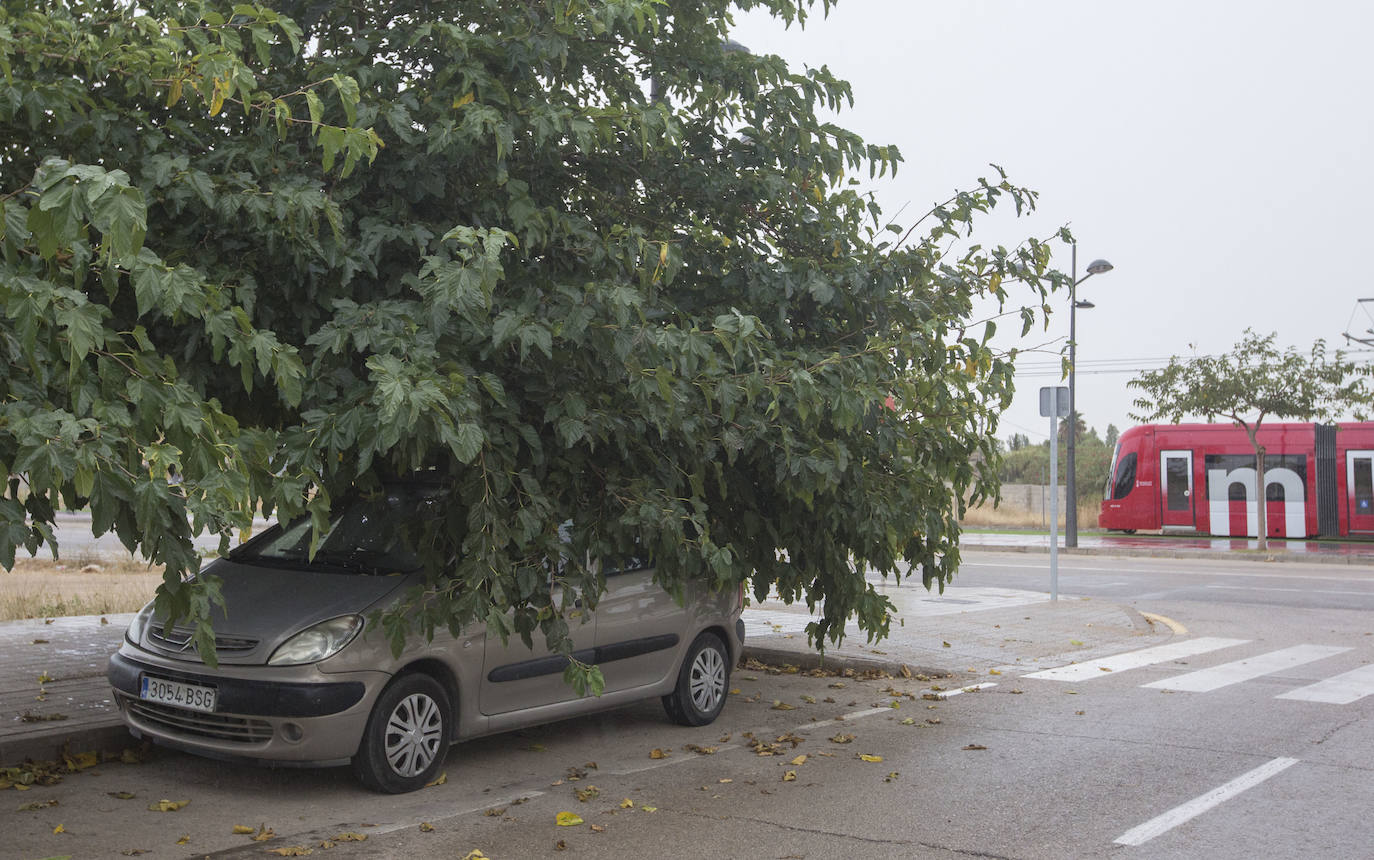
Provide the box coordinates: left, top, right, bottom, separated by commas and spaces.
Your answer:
1112, 453, 1137, 499
1355, 458, 1373, 512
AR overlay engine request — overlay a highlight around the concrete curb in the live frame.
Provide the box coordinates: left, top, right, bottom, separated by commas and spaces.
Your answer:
964, 542, 1374, 566
0, 723, 135, 767
739, 645, 955, 680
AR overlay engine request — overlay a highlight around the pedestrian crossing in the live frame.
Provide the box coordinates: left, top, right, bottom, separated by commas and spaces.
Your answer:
1024, 638, 1374, 705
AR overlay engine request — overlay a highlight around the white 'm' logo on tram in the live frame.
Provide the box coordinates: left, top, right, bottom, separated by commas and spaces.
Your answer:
1205, 466, 1306, 537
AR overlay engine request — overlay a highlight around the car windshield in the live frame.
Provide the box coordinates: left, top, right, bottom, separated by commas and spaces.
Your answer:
235, 485, 446, 575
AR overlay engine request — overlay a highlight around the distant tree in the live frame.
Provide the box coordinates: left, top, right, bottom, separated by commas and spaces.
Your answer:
1056, 413, 1086, 443
1105, 423, 1120, 449
1008, 433, 1030, 451
1129, 330, 1368, 550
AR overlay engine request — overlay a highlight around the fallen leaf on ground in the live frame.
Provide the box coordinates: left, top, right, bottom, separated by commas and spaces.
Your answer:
556, 812, 583, 826
649, 748, 670, 759
461, 852, 489, 860
1070, 640, 1084, 646
885, 772, 899, 782
801, 695, 816, 704
253, 825, 276, 842
53, 823, 65, 833
858, 754, 884, 763
266, 846, 313, 856
829, 733, 854, 744
175, 835, 189, 845
425, 772, 447, 787
770, 700, 795, 710
18, 799, 59, 811
590, 824, 606, 833
789, 754, 807, 766
575, 786, 600, 802
684, 744, 717, 755
899, 718, 916, 726
120, 850, 148, 856
963, 744, 988, 751
232, 826, 255, 835
484, 808, 506, 817
620, 798, 634, 809
782, 770, 796, 782
107, 792, 135, 800
525, 744, 545, 752
641, 806, 658, 813
148, 799, 189, 812
419, 822, 434, 833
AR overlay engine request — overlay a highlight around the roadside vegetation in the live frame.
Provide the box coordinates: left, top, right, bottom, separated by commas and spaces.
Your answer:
959, 422, 1116, 531
0, 556, 161, 621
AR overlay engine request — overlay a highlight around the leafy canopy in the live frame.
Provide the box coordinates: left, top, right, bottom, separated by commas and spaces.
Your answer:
3, 0, 1064, 683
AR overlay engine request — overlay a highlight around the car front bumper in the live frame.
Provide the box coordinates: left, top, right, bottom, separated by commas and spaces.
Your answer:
107, 646, 388, 766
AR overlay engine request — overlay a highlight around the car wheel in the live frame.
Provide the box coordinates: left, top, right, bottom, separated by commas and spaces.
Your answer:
352, 673, 452, 794
662, 631, 730, 726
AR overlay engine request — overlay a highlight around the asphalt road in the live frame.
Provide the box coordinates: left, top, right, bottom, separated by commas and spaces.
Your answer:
8, 553, 1372, 859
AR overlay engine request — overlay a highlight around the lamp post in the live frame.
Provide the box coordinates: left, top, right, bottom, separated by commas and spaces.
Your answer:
1066, 245, 1113, 548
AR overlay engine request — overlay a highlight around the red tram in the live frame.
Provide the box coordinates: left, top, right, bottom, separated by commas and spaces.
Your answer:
1099, 423, 1374, 538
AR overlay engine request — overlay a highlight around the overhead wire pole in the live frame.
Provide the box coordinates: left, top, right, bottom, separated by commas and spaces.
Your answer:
1342, 298, 1374, 348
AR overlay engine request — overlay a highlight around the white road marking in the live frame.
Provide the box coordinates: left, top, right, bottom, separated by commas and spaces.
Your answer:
1142, 644, 1352, 693
1276, 663, 1374, 704
364, 789, 547, 836
1114, 757, 1299, 846
1020, 637, 1249, 682
1206, 584, 1374, 597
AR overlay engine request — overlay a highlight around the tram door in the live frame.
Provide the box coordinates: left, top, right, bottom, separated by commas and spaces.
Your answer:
1346, 450, 1374, 534
1160, 450, 1195, 529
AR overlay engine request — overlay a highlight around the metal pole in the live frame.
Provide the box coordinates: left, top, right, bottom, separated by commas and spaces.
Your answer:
1049, 409, 1060, 601
1066, 244, 1079, 548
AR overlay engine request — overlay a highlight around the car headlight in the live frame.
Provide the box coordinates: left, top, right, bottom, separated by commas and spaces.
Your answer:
268, 616, 364, 666
125, 604, 155, 647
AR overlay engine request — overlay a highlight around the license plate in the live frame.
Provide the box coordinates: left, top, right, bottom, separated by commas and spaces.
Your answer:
140, 675, 217, 713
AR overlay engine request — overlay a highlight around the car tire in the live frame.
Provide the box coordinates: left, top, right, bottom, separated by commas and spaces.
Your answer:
662, 631, 730, 726
352, 673, 452, 794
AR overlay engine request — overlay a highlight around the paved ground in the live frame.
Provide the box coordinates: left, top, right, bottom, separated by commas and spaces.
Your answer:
4, 534, 1373, 768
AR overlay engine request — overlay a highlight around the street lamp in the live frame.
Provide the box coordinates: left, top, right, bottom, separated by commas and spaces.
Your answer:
1066, 245, 1113, 548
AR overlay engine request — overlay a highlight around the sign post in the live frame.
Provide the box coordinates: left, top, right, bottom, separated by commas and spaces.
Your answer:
1040, 387, 1069, 601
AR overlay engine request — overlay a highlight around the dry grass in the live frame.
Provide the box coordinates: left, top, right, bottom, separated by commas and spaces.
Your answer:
961, 500, 1101, 531
1, 555, 162, 621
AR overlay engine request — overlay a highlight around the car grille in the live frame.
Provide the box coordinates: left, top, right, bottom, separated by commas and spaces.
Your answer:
125, 698, 274, 745
147, 625, 259, 656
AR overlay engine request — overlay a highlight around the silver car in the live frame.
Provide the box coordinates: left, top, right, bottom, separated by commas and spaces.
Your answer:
107, 487, 745, 793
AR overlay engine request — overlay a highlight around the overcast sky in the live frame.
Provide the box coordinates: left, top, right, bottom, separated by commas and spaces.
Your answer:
729, 0, 1374, 446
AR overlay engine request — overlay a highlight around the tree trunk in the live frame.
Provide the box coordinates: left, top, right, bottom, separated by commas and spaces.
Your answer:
1252, 434, 1268, 552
